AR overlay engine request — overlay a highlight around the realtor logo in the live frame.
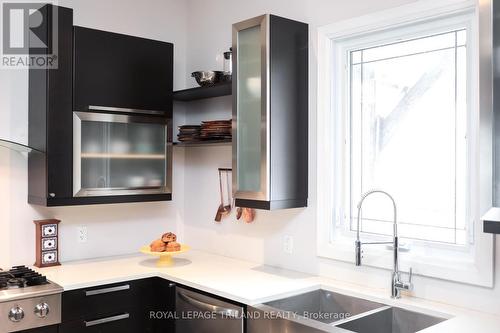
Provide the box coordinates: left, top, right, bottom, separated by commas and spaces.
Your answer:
1, 1, 58, 69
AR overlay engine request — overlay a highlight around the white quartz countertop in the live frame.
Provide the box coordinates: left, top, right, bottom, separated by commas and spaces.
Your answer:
39, 251, 319, 304
38, 250, 500, 332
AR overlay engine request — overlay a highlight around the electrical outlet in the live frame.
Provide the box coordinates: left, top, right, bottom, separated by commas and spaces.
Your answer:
77, 225, 88, 243
283, 235, 293, 254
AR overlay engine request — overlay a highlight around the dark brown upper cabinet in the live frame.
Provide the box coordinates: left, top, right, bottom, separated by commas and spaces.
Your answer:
29, 5, 74, 206
28, 5, 173, 206
73, 27, 173, 116
232, 15, 309, 210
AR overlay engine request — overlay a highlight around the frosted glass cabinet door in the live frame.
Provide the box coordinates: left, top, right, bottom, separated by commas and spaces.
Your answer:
237, 25, 262, 192
233, 15, 269, 201
73, 112, 171, 197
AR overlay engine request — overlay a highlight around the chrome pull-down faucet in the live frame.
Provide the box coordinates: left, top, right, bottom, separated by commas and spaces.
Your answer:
354, 190, 413, 299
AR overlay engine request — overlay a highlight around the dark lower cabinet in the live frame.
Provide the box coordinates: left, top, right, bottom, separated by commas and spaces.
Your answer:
29, 278, 246, 333
153, 277, 176, 333
59, 278, 175, 333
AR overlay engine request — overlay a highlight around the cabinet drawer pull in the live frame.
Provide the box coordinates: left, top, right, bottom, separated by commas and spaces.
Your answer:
85, 284, 130, 296
84, 313, 130, 327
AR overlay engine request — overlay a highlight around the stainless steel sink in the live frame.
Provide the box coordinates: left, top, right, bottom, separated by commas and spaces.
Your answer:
248, 289, 449, 333
337, 307, 446, 333
264, 289, 385, 324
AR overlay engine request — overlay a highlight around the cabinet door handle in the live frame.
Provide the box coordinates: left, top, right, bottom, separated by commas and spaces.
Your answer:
85, 284, 130, 296
88, 105, 164, 116
84, 313, 130, 327
178, 291, 241, 318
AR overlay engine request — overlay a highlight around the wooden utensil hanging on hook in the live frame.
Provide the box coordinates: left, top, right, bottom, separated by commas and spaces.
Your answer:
235, 206, 255, 223
215, 168, 232, 222
242, 208, 255, 223
215, 169, 225, 222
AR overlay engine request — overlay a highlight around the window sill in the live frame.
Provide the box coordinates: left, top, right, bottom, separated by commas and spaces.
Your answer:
317, 237, 493, 287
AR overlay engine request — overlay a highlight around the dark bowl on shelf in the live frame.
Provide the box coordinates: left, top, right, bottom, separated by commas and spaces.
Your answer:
191, 71, 225, 87
222, 73, 232, 83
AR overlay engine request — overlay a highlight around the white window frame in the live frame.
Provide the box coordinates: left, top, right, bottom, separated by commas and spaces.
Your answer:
342, 26, 470, 247
316, 0, 494, 287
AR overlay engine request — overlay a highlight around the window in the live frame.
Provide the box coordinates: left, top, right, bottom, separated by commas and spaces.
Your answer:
347, 30, 468, 245
317, 0, 494, 287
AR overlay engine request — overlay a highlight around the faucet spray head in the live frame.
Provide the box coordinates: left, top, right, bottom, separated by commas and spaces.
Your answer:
355, 240, 362, 266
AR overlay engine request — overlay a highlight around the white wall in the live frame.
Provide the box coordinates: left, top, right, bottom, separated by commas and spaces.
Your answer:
0, 151, 11, 268
0, 0, 189, 265
1, 0, 499, 317
182, 0, 500, 316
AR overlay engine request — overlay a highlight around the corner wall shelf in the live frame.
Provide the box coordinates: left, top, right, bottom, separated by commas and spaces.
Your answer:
173, 82, 232, 101
173, 140, 231, 147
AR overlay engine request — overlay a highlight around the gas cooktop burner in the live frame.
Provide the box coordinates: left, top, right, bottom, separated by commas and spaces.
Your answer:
6, 278, 26, 289
0, 265, 48, 290
0, 265, 63, 332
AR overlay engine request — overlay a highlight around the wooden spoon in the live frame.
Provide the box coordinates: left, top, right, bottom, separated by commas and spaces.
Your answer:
215, 169, 231, 222
215, 204, 224, 222
242, 208, 255, 223
215, 169, 225, 222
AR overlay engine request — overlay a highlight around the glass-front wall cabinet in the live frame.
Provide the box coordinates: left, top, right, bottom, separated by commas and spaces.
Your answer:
233, 15, 269, 201
73, 112, 172, 197
232, 14, 308, 210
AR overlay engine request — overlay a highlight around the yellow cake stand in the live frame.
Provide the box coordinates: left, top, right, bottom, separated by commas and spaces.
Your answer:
140, 244, 190, 267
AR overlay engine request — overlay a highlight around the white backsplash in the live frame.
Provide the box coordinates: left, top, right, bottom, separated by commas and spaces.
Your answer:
0, 0, 499, 317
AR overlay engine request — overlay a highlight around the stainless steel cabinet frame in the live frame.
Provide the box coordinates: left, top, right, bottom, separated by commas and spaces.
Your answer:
73, 111, 172, 197
232, 14, 309, 210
